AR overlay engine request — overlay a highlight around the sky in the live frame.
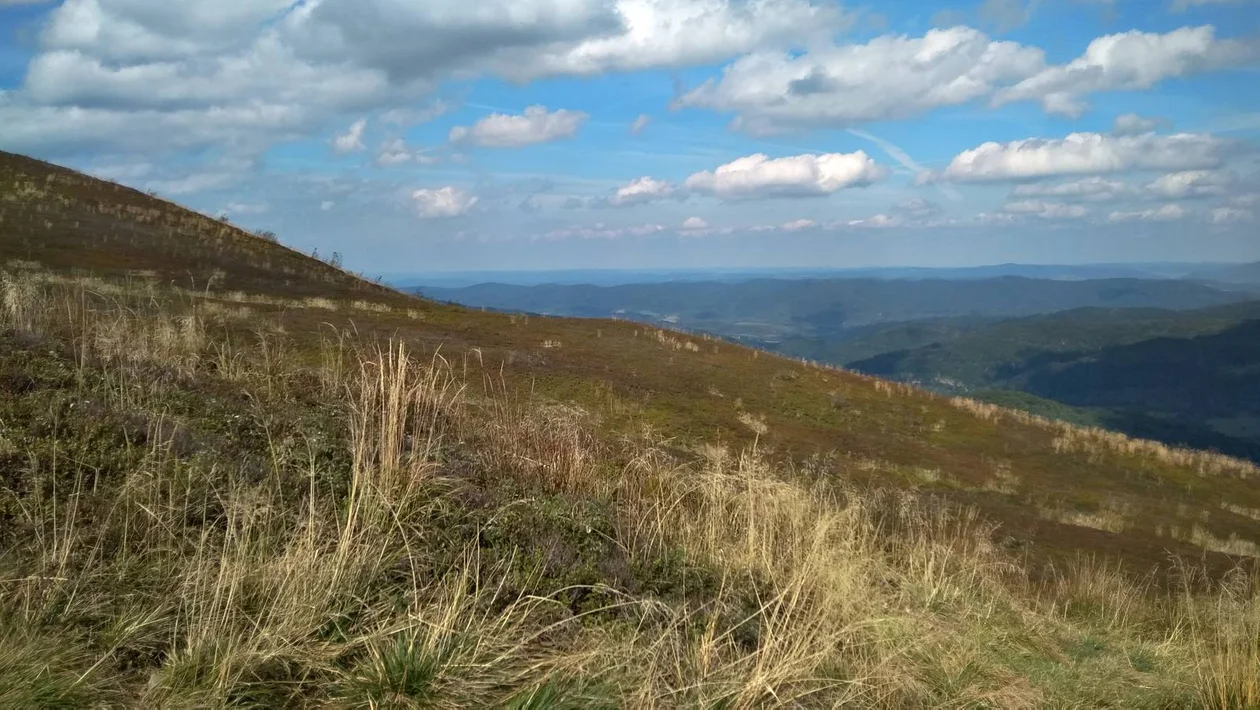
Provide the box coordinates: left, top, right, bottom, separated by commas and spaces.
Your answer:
1, 0, 1259, 275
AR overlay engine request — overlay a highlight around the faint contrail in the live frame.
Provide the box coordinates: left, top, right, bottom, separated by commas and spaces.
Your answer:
847, 128, 963, 201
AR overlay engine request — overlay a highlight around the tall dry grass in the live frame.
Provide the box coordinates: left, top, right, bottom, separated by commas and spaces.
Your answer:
0, 268, 1257, 707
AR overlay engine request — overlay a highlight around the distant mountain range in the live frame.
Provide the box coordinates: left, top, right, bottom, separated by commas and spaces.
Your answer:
847, 305, 1260, 462
416, 276, 1254, 336
417, 275, 1260, 462
1188, 261, 1260, 285
395, 261, 1259, 289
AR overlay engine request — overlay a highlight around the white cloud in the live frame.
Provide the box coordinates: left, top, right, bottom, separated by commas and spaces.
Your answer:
449, 105, 587, 148
320, 200, 336, 211
1209, 206, 1253, 223
683, 151, 888, 200
1106, 204, 1188, 222
1144, 169, 1236, 198
1112, 113, 1166, 135
676, 27, 1046, 131
333, 118, 368, 154
630, 113, 651, 134
1002, 199, 1090, 219
610, 176, 676, 206
285, 0, 850, 83
780, 218, 817, 231
974, 211, 1022, 225
375, 137, 440, 166
942, 132, 1231, 182
1012, 176, 1132, 200
677, 216, 733, 236
376, 138, 413, 165
411, 186, 478, 218
545, 222, 667, 240
4, 0, 847, 159
1009, 170, 1240, 202
41, 0, 295, 62
846, 213, 904, 228
510, 0, 852, 79
993, 26, 1257, 116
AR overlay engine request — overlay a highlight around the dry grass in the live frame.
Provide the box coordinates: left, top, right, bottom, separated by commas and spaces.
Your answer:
951, 395, 1260, 479
0, 268, 1257, 707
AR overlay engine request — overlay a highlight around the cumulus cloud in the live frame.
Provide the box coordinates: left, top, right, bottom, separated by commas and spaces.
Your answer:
676, 27, 1046, 132
609, 176, 676, 206
1113, 113, 1167, 135
286, 0, 850, 83
683, 151, 888, 200
1144, 169, 1236, 198
678, 217, 732, 236
942, 132, 1231, 182
1008, 170, 1240, 202
630, 113, 651, 134
509, 0, 852, 78
320, 200, 335, 211
411, 186, 478, 218
449, 105, 587, 148
1106, 204, 1188, 222
1001, 199, 1090, 219
4, 0, 846, 159
1012, 176, 1132, 200
333, 118, 367, 154
375, 138, 440, 166
993, 26, 1257, 116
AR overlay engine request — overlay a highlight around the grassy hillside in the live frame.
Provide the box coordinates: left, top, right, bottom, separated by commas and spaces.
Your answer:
2, 152, 1260, 706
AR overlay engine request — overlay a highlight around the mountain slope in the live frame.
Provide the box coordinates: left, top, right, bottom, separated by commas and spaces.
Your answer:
0, 150, 388, 299
2, 152, 1259, 706
4, 149, 1259, 568
847, 303, 1260, 461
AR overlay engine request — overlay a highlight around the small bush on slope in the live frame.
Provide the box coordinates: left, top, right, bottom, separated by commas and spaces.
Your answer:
0, 268, 1256, 707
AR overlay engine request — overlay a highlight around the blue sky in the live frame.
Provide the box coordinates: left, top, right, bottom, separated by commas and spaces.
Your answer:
1, 0, 1259, 275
